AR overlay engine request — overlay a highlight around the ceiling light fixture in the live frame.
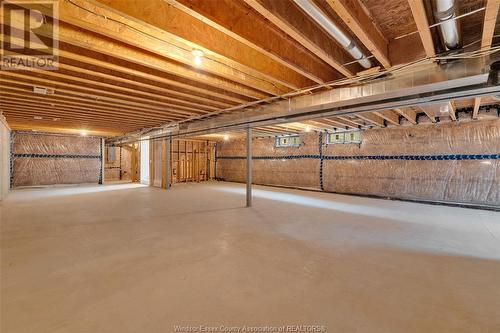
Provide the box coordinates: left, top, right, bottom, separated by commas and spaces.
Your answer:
80, 130, 88, 136
192, 49, 204, 66
223, 134, 229, 141
304, 125, 312, 132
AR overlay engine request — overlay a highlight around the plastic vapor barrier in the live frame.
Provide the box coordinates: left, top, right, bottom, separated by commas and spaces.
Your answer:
12, 132, 101, 187
216, 119, 500, 207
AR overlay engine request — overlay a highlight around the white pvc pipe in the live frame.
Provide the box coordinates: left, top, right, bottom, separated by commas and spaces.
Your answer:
293, 0, 371, 68
435, 0, 459, 49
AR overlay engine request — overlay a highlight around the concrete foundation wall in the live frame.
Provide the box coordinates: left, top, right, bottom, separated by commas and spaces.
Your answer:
216, 119, 500, 207
11, 132, 102, 187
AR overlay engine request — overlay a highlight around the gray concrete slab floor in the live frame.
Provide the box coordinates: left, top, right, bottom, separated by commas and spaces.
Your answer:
1, 181, 500, 332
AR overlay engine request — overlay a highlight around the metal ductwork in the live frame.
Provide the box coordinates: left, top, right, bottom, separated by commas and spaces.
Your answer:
109, 55, 499, 145
293, 0, 371, 68
434, 0, 460, 50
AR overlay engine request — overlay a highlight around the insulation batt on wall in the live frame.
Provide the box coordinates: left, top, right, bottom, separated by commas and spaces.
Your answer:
11, 132, 102, 187
216, 119, 500, 207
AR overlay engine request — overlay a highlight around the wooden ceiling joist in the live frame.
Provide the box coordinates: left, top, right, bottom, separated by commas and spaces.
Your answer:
481, 0, 500, 50
56, 62, 220, 111
408, 0, 436, 57
472, 97, 481, 119
0, 23, 266, 101
372, 110, 400, 125
244, 0, 355, 77
0, 105, 168, 128
56, 47, 248, 105
94, 0, 319, 89
56, 61, 228, 110
1, 89, 184, 121
394, 108, 417, 125
333, 116, 364, 128
325, 0, 390, 68
356, 112, 385, 127
0, 72, 209, 117
448, 101, 457, 121
0, 78, 210, 119
2, 114, 138, 134
170, 0, 344, 84
415, 106, 437, 123
57, 0, 291, 95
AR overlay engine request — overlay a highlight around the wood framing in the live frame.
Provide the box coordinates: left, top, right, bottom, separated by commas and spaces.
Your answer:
481, 0, 500, 50
408, 0, 435, 57
325, 0, 390, 68
472, 97, 481, 119
243, 0, 355, 77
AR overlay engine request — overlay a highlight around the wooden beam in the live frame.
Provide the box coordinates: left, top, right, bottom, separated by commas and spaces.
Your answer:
356, 112, 385, 127
2, 112, 143, 132
325, 0, 390, 68
472, 97, 481, 119
394, 108, 417, 125
1, 72, 207, 117
313, 118, 350, 129
0, 23, 266, 101
244, 0, 355, 77
408, 0, 435, 57
335, 116, 365, 128
56, 62, 219, 112
171, 0, 340, 84
372, 110, 399, 125
1, 92, 181, 123
0, 105, 162, 128
97, 0, 321, 87
57, 0, 290, 95
481, 0, 500, 50
448, 101, 457, 121
415, 105, 437, 123
0, 78, 202, 119
56, 49, 237, 107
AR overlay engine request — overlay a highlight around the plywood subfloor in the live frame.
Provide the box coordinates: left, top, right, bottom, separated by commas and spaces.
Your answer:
1, 182, 499, 332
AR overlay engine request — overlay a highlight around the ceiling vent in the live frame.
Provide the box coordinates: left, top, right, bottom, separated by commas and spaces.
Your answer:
33, 86, 54, 95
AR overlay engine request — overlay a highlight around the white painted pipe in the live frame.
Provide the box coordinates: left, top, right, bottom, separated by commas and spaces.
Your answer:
293, 0, 371, 68
435, 0, 459, 49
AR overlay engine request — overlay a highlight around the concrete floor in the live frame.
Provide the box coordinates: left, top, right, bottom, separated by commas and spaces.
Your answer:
1, 182, 500, 333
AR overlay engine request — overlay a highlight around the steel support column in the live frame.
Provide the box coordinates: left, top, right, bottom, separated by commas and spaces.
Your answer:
246, 127, 252, 207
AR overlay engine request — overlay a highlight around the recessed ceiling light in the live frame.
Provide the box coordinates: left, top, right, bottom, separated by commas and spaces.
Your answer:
80, 130, 88, 136
223, 134, 229, 141
33, 116, 43, 120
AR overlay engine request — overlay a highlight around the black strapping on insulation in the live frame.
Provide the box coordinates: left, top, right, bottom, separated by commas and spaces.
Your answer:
13, 153, 101, 159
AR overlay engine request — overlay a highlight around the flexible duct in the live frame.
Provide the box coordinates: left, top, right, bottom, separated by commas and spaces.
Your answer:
434, 0, 460, 49
293, 0, 371, 68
